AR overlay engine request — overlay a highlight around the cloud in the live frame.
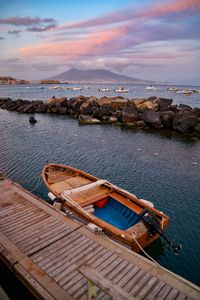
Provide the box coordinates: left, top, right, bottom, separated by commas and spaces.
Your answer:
19, 27, 125, 58
8, 30, 21, 34
0, 58, 61, 72
26, 24, 56, 32
53, 0, 200, 32
0, 16, 56, 27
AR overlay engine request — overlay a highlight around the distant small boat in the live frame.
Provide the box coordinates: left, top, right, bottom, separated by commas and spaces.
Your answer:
145, 85, 160, 91
42, 163, 170, 252
167, 87, 178, 92
99, 87, 112, 92
176, 89, 192, 95
38, 86, 45, 89
114, 87, 129, 93
48, 86, 60, 90
71, 87, 83, 91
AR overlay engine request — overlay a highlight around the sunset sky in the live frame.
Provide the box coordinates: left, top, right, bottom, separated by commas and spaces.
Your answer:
0, 0, 200, 84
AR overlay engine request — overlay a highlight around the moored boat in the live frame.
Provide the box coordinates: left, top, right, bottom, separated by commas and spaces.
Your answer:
145, 85, 160, 91
176, 89, 192, 95
99, 87, 112, 92
42, 163, 170, 252
114, 87, 129, 93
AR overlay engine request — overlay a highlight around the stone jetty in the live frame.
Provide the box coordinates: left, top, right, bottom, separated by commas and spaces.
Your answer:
0, 96, 200, 136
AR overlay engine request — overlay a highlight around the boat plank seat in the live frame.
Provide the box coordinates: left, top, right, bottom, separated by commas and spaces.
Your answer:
47, 170, 75, 184
69, 185, 110, 206
109, 191, 144, 214
50, 176, 92, 194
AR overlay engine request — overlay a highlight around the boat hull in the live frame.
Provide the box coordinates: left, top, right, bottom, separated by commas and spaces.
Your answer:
42, 164, 169, 252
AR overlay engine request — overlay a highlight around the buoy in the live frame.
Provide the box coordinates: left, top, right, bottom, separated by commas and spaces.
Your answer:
48, 192, 56, 201
53, 197, 62, 210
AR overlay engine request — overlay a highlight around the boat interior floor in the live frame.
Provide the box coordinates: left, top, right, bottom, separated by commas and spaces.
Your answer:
93, 197, 141, 230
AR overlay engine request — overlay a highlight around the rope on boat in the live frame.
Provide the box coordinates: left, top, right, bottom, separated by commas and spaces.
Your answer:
61, 193, 95, 220
131, 233, 161, 268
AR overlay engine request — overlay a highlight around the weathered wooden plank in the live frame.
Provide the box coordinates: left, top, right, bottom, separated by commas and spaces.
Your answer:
110, 263, 134, 285
54, 245, 103, 282
0, 210, 47, 231
18, 222, 68, 248
32, 231, 82, 263
11, 217, 62, 242
0, 202, 35, 218
2, 212, 49, 235
129, 273, 152, 296
39, 235, 91, 271
136, 276, 158, 299
164, 288, 179, 300
154, 284, 172, 299
19, 257, 74, 300
176, 293, 187, 300
72, 253, 124, 299
14, 263, 55, 300
79, 265, 136, 300
124, 269, 146, 293
115, 265, 140, 289
0, 232, 25, 264
25, 228, 74, 256
144, 281, 166, 300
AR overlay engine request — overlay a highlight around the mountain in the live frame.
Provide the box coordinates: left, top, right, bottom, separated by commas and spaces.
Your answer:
47, 68, 150, 84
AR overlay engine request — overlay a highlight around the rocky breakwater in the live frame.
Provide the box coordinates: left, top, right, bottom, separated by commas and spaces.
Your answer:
0, 96, 200, 136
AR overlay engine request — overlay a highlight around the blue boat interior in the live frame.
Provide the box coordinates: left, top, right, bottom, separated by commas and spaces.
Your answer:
93, 197, 140, 230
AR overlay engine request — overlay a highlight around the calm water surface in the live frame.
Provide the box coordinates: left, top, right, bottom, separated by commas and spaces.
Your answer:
0, 85, 200, 287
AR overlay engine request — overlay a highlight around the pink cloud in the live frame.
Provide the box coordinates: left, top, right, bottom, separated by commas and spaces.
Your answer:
53, 0, 200, 32
18, 27, 125, 58
139, 0, 200, 19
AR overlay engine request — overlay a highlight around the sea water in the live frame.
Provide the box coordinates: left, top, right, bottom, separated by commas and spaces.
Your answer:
0, 84, 200, 287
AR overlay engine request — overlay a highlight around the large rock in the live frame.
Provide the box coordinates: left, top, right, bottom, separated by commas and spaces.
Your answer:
97, 96, 128, 110
141, 110, 163, 128
161, 110, 175, 128
79, 99, 98, 115
46, 97, 68, 107
178, 104, 192, 110
78, 114, 101, 124
33, 100, 46, 113
132, 98, 158, 111
67, 96, 87, 112
18, 103, 35, 113
194, 123, 200, 133
122, 105, 139, 123
157, 98, 173, 111
172, 110, 198, 133
29, 116, 37, 124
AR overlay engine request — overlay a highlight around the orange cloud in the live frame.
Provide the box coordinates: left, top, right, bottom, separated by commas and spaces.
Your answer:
18, 27, 124, 58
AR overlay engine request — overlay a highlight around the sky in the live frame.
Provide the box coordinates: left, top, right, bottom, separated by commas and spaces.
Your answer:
0, 0, 200, 85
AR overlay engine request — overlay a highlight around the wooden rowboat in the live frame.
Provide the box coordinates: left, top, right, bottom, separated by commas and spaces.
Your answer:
42, 163, 170, 252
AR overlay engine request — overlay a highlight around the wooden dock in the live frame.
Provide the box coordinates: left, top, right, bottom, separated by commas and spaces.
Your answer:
0, 177, 199, 300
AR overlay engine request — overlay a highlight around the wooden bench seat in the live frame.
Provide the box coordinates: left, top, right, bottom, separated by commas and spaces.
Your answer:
50, 176, 92, 194
70, 185, 110, 206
